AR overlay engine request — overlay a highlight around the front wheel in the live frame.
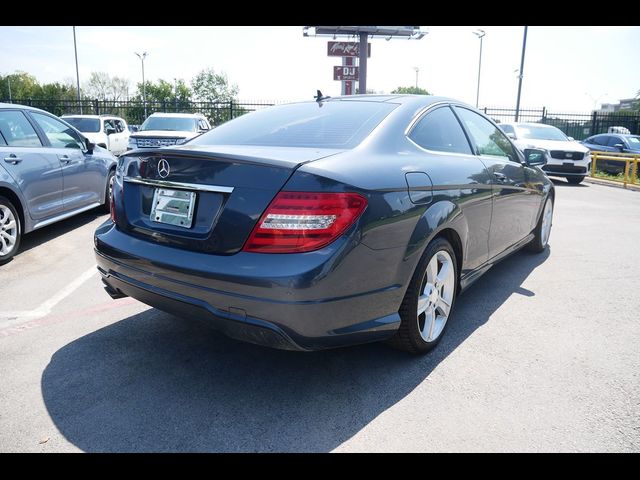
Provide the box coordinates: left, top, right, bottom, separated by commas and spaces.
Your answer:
567, 176, 584, 185
388, 237, 458, 354
526, 196, 553, 253
0, 196, 21, 265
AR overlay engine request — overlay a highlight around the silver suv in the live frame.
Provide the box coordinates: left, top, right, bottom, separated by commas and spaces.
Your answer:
127, 112, 212, 150
0, 103, 117, 264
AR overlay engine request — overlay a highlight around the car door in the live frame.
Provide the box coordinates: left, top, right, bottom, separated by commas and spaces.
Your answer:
113, 119, 129, 155
454, 106, 542, 259
29, 111, 103, 211
407, 105, 493, 273
0, 109, 64, 220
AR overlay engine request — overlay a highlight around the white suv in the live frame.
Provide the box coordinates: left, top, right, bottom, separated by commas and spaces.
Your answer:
127, 112, 211, 150
499, 122, 591, 185
61, 114, 130, 156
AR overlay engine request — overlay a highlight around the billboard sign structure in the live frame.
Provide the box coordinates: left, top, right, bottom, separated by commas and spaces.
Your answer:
333, 66, 359, 81
327, 42, 371, 58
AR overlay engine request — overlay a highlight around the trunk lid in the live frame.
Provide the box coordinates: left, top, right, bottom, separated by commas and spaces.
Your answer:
116, 145, 343, 254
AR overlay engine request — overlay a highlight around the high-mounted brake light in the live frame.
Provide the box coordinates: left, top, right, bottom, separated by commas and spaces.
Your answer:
243, 192, 367, 253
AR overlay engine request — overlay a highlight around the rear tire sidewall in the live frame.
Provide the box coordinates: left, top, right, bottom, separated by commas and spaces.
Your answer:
102, 170, 115, 213
0, 196, 21, 265
391, 237, 458, 354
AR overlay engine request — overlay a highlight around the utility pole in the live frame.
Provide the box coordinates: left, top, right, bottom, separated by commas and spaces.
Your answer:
73, 26, 82, 113
414, 67, 419, 89
358, 32, 368, 94
7, 76, 11, 103
515, 26, 528, 122
135, 52, 148, 119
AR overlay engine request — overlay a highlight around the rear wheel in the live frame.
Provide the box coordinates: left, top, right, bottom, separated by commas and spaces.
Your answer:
526, 196, 553, 253
0, 196, 21, 265
101, 170, 115, 213
388, 237, 457, 354
567, 176, 584, 185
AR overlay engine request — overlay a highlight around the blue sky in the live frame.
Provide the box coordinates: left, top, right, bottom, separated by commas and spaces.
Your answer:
1, 25, 638, 111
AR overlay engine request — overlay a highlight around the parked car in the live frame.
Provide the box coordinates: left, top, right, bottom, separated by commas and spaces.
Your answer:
498, 122, 591, 184
0, 103, 117, 264
61, 114, 130, 156
95, 95, 553, 353
608, 126, 631, 135
581, 133, 640, 174
127, 113, 211, 150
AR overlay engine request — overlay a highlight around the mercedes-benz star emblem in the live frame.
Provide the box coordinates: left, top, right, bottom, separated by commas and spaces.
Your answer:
158, 159, 170, 178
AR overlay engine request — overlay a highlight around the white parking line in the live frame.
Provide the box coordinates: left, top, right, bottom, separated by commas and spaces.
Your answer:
0, 266, 97, 328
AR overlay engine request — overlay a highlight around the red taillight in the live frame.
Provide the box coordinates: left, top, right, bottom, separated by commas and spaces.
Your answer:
243, 192, 367, 253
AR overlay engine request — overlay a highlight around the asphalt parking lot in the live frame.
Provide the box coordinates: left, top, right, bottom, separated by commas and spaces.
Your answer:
0, 180, 639, 452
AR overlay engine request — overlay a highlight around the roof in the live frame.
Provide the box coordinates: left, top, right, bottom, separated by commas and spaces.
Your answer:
148, 112, 207, 118
0, 102, 46, 111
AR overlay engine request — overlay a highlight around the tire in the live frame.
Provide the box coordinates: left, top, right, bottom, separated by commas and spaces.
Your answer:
0, 196, 21, 265
526, 196, 553, 253
101, 169, 115, 214
567, 176, 584, 185
388, 237, 458, 354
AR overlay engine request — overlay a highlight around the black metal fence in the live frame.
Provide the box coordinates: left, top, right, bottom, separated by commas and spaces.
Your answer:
0, 98, 278, 126
481, 107, 640, 140
2, 97, 639, 139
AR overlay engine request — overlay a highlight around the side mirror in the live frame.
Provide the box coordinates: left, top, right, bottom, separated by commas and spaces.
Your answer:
130, 126, 139, 133
567, 136, 575, 141
613, 143, 625, 151
105, 127, 117, 135
85, 137, 95, 154
506, 132, 516, 140
524, 148, 547, 166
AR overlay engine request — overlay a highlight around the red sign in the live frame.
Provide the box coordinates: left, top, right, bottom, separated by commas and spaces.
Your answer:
334, 66, 359, 81
327, 41, 371, 57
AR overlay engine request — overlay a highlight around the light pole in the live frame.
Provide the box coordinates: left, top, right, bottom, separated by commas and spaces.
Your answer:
515, 26, 528, 122
73, 26, 82, 113
473, 29, 485, 108
413, 67, 419, 89
135, 52, 148, 119
585, 92, 608, 111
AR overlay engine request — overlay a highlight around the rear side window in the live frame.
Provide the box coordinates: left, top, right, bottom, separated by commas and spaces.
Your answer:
0, 110, 43, 147
409, 107, 472, 154
190, 101, 398, 149
607, 136, 623, 147
588, 136, 607, 146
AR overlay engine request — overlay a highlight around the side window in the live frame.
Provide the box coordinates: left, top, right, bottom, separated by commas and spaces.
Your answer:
499, 124, 515, 136
409, 107, 472, 155
103, 119, 116, 133
0, 110, 43, 147
607, 136, 622, 147
30, 112, 85, 150
198, 119, 209, 131
590, 136, 605, 146
114, 119, 125, 133
454, 107, 518, 161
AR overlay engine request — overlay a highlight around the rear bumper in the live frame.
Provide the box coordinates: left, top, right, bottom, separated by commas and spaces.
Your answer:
94, 221, 404, 351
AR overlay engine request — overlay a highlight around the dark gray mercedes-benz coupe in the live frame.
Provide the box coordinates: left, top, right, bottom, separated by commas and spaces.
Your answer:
94, 95, 554, 353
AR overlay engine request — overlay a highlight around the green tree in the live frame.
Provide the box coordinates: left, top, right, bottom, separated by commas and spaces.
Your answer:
0, 71, 41, 99
391, 86, 431, 95
191, 68, 239, 125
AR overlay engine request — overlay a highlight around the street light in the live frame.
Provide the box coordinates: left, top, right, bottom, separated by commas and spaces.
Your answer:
135, 51, 148, 119
413, 67, 419, 89
514, 26, 528, 122
73, 26, 82, 113
472, 29, 485, 108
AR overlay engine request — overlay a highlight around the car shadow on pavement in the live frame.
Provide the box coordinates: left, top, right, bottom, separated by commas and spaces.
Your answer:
18, 209, 107, 255
41, 248, 550, 452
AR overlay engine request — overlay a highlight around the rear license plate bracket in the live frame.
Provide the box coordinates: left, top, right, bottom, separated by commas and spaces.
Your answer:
150, 188, 196, 228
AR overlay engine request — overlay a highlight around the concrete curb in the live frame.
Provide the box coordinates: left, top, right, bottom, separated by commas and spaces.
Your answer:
584, 176, 640, 192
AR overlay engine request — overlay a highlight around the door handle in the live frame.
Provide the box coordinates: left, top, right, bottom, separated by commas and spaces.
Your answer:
3, 154, 22, 164
58, 154, 71, 164
493, 172, 507, 182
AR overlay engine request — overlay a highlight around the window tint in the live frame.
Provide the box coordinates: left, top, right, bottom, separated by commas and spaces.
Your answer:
607, 136, 623, 147
31, 112, 85, 149
409, 107, 471, 154
589, 136, 607, 146
0, 110, 43, 147
114, 119, 126, 133
191, 101, 398, 149
499, 124, 515, 136
455, 107, 517, 160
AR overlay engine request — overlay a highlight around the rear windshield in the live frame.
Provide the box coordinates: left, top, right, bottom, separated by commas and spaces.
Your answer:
140, 116, 198, 132
190, 101, 398, 149
63, 117, 100, 133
